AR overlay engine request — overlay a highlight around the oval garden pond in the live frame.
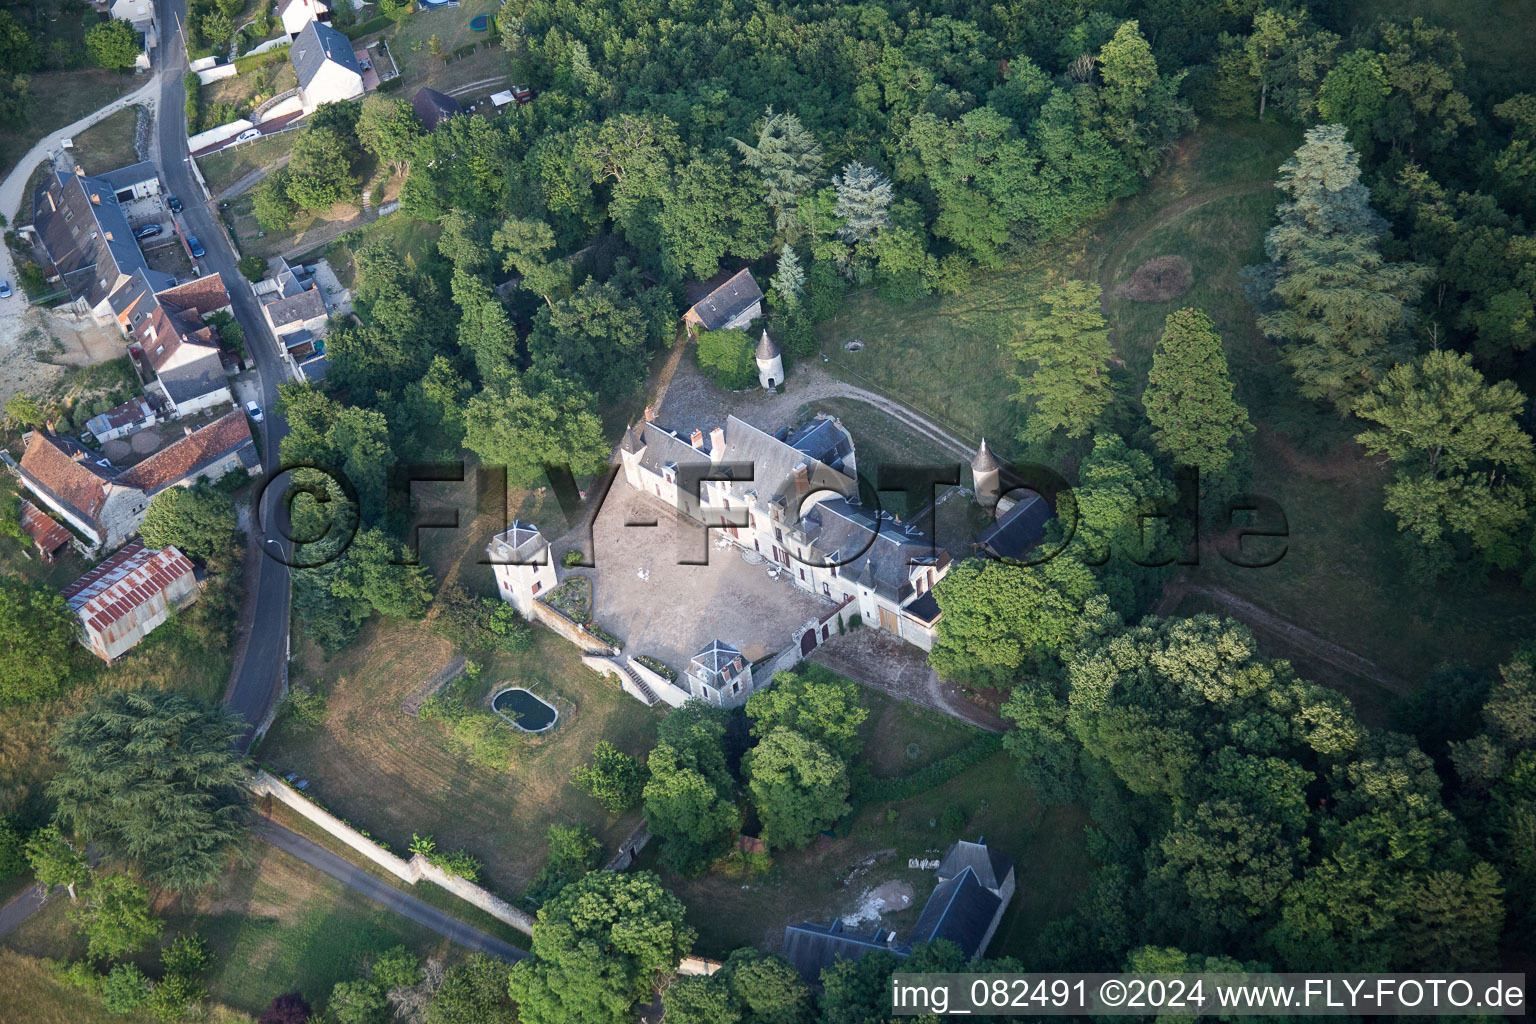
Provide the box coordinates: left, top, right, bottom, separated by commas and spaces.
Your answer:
491, 687, 559, 732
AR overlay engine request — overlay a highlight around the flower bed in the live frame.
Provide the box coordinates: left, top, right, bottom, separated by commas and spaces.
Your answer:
539, 576, 591, 624
635, 655, 677, 682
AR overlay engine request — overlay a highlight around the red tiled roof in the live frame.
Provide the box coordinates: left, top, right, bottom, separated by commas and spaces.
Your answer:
155, 273, 232, 317
19, 499, 71, 555
115, 410, 252, 493
18, 433, 113, 525
62, 541, 195, 634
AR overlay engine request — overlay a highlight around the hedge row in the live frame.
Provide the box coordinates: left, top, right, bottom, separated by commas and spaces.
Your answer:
342, 15, 393, 39
853, 732, 1005, 805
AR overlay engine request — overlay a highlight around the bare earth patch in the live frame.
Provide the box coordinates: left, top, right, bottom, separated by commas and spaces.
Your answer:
1113, 254, 1194, 302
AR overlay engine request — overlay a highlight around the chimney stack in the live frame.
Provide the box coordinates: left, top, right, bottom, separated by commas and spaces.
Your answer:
184, 425, 195, 438
709, 427, 725, 461
792, 461, 809, 496
690, 428, 705, 449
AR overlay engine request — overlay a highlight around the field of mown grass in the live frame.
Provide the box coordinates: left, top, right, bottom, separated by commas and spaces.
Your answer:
1, 840, 463, 1018
818, 116, 1535, 693
259, 617, 660, 900
64, 105, 144, 177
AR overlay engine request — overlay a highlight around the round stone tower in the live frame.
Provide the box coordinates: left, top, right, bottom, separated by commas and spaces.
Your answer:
971, 438, 1001, 509
756, 329, 784, 391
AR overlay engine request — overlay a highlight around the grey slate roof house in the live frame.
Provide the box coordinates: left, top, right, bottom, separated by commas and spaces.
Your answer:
683, 268, 764, 333
292, 20, 364, 113
974, 494, 1052, 562
782, 837, 1016, 984
31, 169, 172, 319
685, 639, 760, 708
412, 86, 461, 129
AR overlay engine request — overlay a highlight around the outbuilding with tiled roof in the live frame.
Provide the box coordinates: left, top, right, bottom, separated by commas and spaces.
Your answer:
62, 542, 198, 661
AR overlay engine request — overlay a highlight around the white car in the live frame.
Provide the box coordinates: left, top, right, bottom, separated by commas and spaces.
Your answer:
234, 128, 262, 144
246, 400, 263, 423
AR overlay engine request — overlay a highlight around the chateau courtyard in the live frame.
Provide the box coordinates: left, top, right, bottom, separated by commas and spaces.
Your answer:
580, 480, 830, 671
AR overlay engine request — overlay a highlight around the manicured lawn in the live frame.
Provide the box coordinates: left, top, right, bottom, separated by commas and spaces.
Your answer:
65, 105, 144, 177
258, 619, 661, 900
1, 840, 462, 1018
650, 689, 1095, 960
0, 70, 139, 182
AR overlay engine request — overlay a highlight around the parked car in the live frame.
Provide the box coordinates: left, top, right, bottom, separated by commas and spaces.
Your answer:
133, 223, 162, 240
245, 400, 263, 423
0, 280, 10, 299
234, 128, 261, 144
188, 236, 205, 258
167, 195, 182, 213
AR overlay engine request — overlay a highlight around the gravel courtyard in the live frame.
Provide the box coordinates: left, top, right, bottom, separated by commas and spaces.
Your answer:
584, 481, 830, 670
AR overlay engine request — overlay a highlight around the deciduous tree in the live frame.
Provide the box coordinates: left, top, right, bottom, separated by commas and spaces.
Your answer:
744, 727, 850, 850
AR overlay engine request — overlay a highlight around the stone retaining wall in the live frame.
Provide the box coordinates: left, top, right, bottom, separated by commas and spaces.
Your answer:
248, 769, 536, 935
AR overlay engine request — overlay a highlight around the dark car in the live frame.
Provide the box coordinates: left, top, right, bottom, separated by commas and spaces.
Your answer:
133, 223, 163, 240
167, 195, 182, 213
188, 236, 205, 258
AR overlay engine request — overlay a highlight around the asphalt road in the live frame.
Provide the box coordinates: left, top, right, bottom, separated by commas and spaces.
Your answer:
255, 821, 526, 961
153, 0, 293, 749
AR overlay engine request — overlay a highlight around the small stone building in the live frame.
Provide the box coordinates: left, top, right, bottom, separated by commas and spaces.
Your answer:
488, 521, 558, 617
685, 639, 761, 708
683, 268, 763, 334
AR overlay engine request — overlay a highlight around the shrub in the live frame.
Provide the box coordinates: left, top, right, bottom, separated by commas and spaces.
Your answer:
371, 945, 422, 991
278, 685, 328, 729
258, 993, 312, 1024
0, 818, 29, 877
853, 733, 1003, 805
940, 804, 966, 832
101, 963, 151, 1013
571, 741, 646, 813
428, 848, 482, 882
695, 329, 758, 390
434, 584, 532, 653
561, 548, 583, 567
712, 848, 772, 878
239, 254, 267, 281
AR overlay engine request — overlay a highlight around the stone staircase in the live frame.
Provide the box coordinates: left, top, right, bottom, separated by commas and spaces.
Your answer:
616, 660, 658, 706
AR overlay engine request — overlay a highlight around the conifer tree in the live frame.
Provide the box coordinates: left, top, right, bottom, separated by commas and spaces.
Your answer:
769, 245, 804, 307
832, 161, 893, 243
1009, 280, 1116, 442
732, 108, 823, 237
1251, 125, 1431, 412
1143, 308, 1252, 473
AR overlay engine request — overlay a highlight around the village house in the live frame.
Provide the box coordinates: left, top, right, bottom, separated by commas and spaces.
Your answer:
105, 2, 157, 68
279, 0, 332, 37
85, 397, 157, 443
62, 542, 199, 661
5, 411, 261, 554
683, 268, 764, 335
412, 86, 461, 130
256, 258, 329, 381
291, 20, 365, 114
618, 410, 951, 651
31, 168, 175, 322
116, 271, 237, 418
782, 837, 1016, 983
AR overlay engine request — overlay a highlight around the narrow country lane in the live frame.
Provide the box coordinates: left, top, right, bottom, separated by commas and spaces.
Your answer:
151, 0, 295, 748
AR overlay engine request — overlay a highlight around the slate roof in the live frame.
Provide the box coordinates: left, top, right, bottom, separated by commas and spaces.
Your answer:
412, 86, 460, 129
487, 520, 547, 562
689, 639, 744, 685
937, 838, 1015, 892
33, 171, 157, 309
116, 410, 254, 495
17, 432, 117, 529
904, 591, 940, 625
971, 438, 1000, 474
781, 920, 909, 984
19, 499, 71, 556
62, 542, 196, 634
801, 498, 945, 603
974, 494, 1051, 562
685, 268, 762, 330
264, 286, 325, 328
909, 866, 1002, 959
636, 414, 858, 511
291, 19, 360, 88
755, 328, 780, 360
85, 398, 154, 437
95, 161, 159, 193
786, 416, 852, 472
